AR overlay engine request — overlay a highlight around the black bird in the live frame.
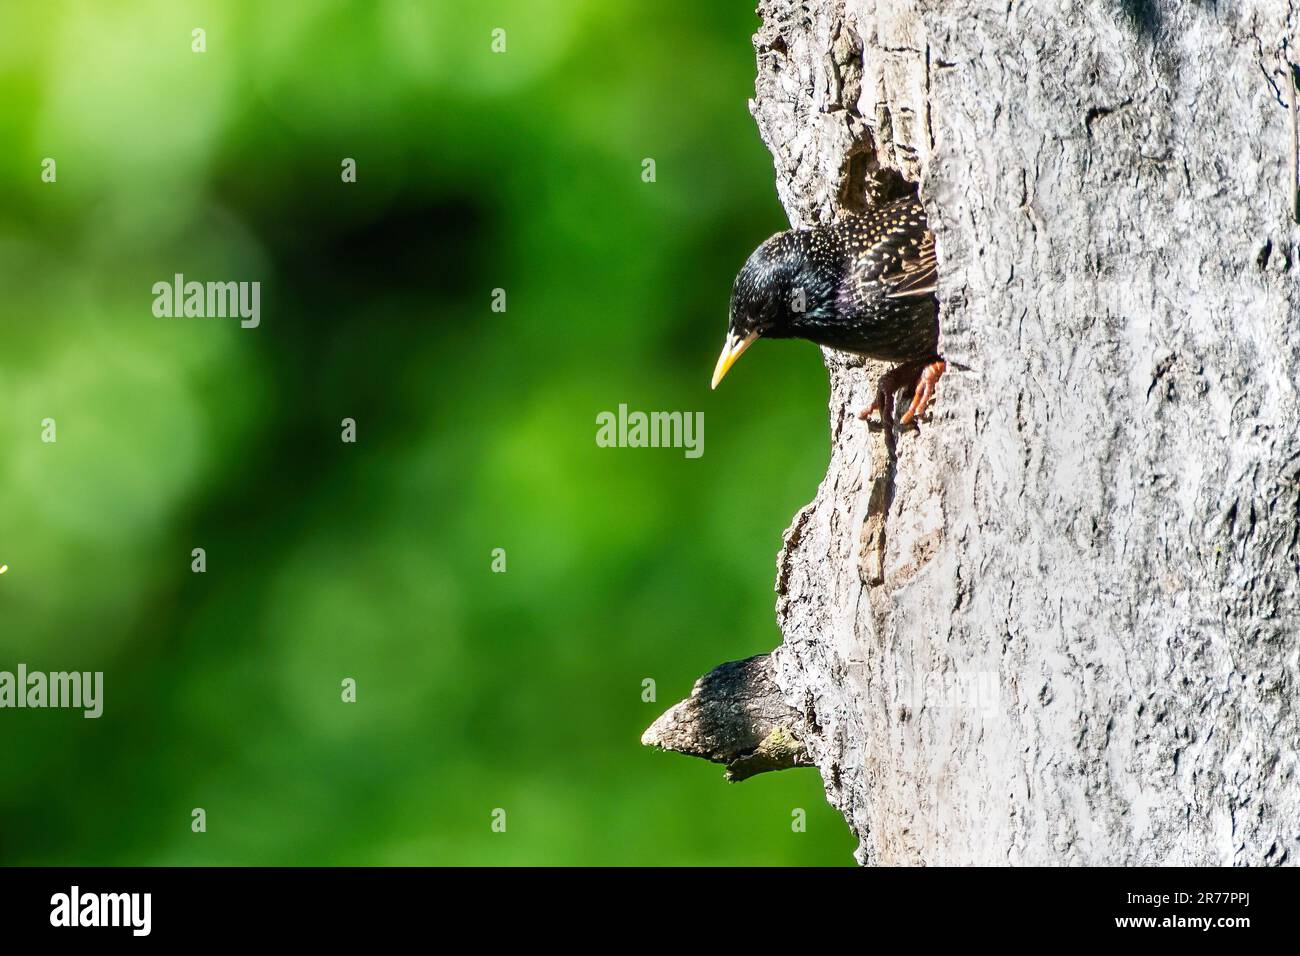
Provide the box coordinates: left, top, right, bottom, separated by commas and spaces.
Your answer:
711, 194, 945, 426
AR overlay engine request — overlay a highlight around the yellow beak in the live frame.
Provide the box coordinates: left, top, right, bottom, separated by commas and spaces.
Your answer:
710, 331, 759, 390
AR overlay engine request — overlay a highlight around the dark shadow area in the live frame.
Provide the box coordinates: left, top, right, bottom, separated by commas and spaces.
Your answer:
1115, 0, 1162, 36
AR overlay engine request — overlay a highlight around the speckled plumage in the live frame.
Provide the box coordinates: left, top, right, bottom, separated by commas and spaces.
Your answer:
728, 194, 938, 361
712, 194, 944, 425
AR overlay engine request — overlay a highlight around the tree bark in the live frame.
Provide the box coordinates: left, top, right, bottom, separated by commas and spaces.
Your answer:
648, 0, 1300, 865
640, 654, 813, 781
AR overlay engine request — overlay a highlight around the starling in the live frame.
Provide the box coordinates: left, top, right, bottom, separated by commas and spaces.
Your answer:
711, 194, 945, 427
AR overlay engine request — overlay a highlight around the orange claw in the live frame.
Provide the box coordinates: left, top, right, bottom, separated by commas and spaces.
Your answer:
899, 359, 946, 425
857, 390, 892, 425
858, 358, 946, 427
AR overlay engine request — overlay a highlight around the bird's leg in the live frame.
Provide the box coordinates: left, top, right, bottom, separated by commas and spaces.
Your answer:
898, 358, 946, 426
857, 357, 945, 428
859, 373, 897, 428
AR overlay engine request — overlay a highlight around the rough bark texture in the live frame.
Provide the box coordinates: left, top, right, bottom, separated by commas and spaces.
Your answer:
641, 654, 813, 781
752, 0, 1300, 865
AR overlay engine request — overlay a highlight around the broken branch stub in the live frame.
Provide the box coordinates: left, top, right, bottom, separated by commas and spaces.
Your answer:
641, 654, 812, 782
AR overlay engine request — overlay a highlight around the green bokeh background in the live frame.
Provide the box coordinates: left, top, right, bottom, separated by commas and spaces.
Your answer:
0, 0, 849, 865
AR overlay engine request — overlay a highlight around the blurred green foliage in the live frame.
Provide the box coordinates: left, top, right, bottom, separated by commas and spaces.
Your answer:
0, 0, 850, 865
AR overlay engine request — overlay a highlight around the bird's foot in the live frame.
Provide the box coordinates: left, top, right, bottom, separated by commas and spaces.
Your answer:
899, 358, 946, 425
857, 358, 946, 427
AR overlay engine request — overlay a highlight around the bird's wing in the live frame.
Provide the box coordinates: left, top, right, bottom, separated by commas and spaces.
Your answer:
882, 231, 937, 299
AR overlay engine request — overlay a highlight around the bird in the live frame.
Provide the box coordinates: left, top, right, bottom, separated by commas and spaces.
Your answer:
710, 194, 945, 428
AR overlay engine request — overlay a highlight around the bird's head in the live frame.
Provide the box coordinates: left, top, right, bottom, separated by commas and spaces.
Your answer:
711, 230, 838, 389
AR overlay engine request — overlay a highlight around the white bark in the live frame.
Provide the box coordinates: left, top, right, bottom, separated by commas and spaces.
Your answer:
649, 0, 1300, 865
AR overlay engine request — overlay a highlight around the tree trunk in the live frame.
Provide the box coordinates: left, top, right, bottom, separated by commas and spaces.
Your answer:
646, 0, 1300, 865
